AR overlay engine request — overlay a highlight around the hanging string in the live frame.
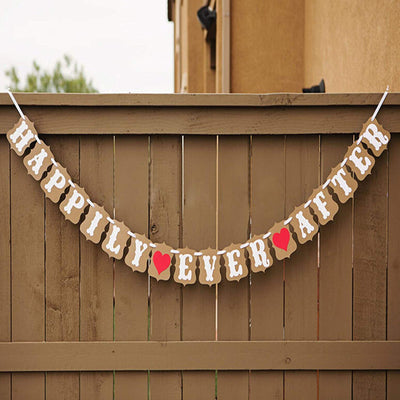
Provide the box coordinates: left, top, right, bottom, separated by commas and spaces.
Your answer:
371, 85, 390, 122
6, 89, 25, 120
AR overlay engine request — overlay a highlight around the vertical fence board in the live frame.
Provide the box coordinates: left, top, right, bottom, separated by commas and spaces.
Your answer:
0, 137, 11, 399
11, 146, 45, 399
149, 136, 182, 400
284, 135, 319, 400
182, 136, 216, 400
79, 136, 114, 399
45, 136, 80, 400
353, 148, 388, 400
114, 135, 149, 399
319, 135, 353, 400
218, 136, 250, 400
250, 136, 284, 400
387, 134, 400, 399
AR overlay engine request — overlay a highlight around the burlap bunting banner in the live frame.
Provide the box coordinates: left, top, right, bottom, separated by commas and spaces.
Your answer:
5, 109, 392, 285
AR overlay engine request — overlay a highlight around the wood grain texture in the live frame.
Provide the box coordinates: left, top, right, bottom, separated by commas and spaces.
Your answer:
44, 135, 80, 400
1, 105, 400, 136
250, 135, 285, 399
284, 135, 319, 400
114, 135, 149, 399
218, 136, 250, 400
79, 136, 114, 399
353, 149, 388, 400
2, 92, 400, 106
182, 136, 216, 399
0, 137, 11, 399
319, 135, 353, 400
11, 144, 45, 399
149, 135, 182, 400
388, 134, 400, 399
2, 341, 399, 371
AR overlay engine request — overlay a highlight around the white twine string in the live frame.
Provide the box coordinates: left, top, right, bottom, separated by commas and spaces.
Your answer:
6, 89, 25, 120
217, 250, 226, 255
51, 158, 58, 167
106, 217, 114, 224
284, 217, 292, 225
304, 200, 312, 208
171, 249, 180, 254
34, 135, 41, 144
149, 243, 157, 248
194, 252, 203, 256
240, 243, 249, 249
87, 199, 95, 207
340, 158, 348, 168
371, 86, 389, 122
322, 178, 331, 189
127, 231, 136, 238
68, 179, 75, 188
263, 232, 271, 239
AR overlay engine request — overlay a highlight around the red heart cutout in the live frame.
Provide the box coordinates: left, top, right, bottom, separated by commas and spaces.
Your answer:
272, 228, 290, 251
153, 251, 171, 274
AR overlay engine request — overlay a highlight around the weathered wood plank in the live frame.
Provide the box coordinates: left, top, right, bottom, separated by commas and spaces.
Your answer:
149, 135, 182, 400
250, 135, 285, 399
0, 106, 399, 135
114, 135, 149, 399
11, 145, 45, 399
218, 136, 250, 400
353, 146, 388, 400
182, 136, 217, 399
1, 92, 400, 106
285, 135, 319, 400
44, 135, 80, 400
388, 134, 400, 399
79, 136, 114, 399
0, 136, 11, 400
1, 341, 399, 371
319, 135, 353, 400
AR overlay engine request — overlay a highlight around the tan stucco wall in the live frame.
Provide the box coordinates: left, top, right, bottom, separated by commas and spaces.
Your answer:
230, 0, 305, 93
173, 0, 400, 93
304, 0, 400, 92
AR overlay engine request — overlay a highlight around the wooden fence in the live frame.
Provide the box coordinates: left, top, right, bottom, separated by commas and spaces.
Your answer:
0, 93, 399, 400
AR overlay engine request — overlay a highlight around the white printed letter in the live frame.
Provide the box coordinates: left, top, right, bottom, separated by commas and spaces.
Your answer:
312, 191, 330, 220
331, 168, 352, 196
249, 239, 270, 269
44, 168, 67, 193
27, 148, 48, 176
9, 120, 34, 154
295, 210, 315, 239
226, 249, 243, 278
363, 123, 389, 152
105, 224, 121, 255
86, 211, 103, 237
203, 254, 217, 282
178, 253, 193, 281
349, 146, 371, 176
131, 239, 149, 267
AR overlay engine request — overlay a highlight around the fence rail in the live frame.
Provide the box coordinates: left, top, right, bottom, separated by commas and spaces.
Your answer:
2, 341, 400, 371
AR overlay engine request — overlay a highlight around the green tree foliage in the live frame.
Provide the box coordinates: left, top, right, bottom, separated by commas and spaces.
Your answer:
5, 55, 98, 93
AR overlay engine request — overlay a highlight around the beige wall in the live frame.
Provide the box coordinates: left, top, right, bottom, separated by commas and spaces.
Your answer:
172, 0, 400, 93
230, 0, 305, 93
305, 0, 400, 92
